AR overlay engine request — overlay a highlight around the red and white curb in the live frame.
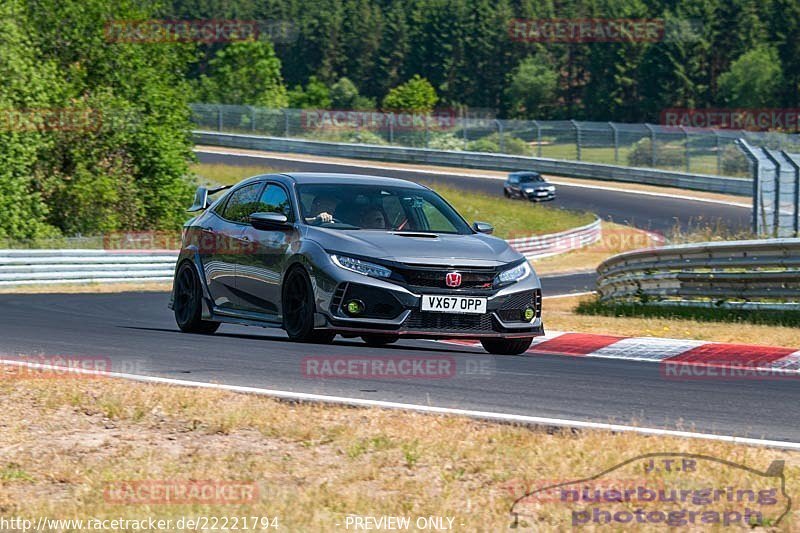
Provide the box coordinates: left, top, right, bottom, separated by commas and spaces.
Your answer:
441, 331, 800, 378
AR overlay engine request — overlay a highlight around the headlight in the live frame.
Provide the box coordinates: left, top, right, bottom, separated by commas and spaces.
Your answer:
331, 254, 392, 278
546, 185, 556, 191
497, 261, 531, 284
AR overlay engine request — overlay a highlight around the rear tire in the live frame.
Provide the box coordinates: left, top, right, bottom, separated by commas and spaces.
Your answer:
480, 337, 533, 355
282, 267, 336, 344
173, 262, 220, 334
361, 334, 400, 347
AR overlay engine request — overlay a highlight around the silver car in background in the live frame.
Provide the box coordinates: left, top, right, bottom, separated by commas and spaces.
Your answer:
170, 173, 544, 354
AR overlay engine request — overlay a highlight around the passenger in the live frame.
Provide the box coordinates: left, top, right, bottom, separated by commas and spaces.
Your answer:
359, 207, 386, 229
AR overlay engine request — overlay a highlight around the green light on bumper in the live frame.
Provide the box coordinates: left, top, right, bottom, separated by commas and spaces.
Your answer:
523, 307, 535, 321
346, 300, 365, 316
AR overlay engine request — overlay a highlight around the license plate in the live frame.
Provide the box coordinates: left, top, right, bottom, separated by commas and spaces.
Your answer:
421, 295, 487, 314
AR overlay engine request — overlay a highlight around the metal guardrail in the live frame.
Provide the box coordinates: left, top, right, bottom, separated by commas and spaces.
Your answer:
194, 131, 752, 196
596, 238, 800, 309
0, 250, 178, 285
0, 221, 601, 285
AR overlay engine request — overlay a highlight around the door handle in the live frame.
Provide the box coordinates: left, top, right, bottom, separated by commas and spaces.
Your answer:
241, 236, 251, 241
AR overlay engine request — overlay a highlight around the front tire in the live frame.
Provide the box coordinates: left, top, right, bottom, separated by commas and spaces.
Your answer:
282, 267, 335, 344
480, 337, 533, 355
361, 334, 399, 347
173, 262, 220, 334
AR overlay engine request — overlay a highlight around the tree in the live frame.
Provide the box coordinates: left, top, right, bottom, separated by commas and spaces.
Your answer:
196, 40, 288, 108
13, 0, 197, 237
287, 76, 332, 108
718, 45, 783, 108
505, 57, 558, 118
329, 77, 375, 109
382, 75, 438, 112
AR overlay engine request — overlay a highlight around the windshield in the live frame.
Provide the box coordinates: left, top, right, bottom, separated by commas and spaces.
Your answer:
519, 174, 543, 183
297, 184, 472, 234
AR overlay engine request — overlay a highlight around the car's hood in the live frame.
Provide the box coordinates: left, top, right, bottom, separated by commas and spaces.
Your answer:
522, 181, 553, 189
305, 227, 522, 267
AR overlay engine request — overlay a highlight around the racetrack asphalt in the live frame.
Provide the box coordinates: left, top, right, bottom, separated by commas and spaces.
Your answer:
195, 150, 751, 233
1, 291, 797, 444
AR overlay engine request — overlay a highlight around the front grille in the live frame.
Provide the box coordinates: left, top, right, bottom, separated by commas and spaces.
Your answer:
330, 284, 347, 314
404, 311, 494, 333
394, 268, 495, 289
340, 283, 404, 319
497, 289, 542, 322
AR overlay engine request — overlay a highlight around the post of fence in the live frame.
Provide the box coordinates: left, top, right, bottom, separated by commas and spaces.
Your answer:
496, 119, 504, 153
217, 106, 223, 132
680, 126, 689, 172
250, 106, 256, 132
388, 116, 394, 145
609, 122, 619, 163
785, 152, 800, 236
425, 119, 429, 148
763, 149, 782, 237
462, 110, 468, 150
715, 131, 721, 174
283, 109, 290, 137
533, 120, 542, 157
645, 123, 656, 166
571, 120, 581, 161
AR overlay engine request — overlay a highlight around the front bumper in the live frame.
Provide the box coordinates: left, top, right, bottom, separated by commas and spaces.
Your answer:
523, 189, 556, 201
317, 269, 544, 339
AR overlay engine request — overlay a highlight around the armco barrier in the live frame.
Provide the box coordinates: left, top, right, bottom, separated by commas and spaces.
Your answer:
0, 250, 179, 286
596, 238, 800, 309
0, 221, 601, 286
193, 131, 752, 196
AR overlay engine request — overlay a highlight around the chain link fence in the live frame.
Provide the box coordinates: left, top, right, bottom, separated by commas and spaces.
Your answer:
190, 104, 800, 178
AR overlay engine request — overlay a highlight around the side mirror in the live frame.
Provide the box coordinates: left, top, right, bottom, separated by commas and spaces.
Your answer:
472, 221, 494, 234
250, 212, 290, 230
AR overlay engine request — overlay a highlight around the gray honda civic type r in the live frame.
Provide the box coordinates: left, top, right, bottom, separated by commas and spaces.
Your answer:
170, 173, 544, 354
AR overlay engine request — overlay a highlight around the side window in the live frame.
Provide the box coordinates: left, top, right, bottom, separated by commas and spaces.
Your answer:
221, 183, 263, 223
509, 175, 519, 185
258, 184, 294, 221
382, 195, 405, 228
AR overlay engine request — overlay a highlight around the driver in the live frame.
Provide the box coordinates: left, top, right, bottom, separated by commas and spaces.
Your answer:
305, 196, 339, 225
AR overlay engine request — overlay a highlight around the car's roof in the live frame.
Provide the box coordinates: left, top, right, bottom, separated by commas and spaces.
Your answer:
248, 172, 427, 189
509, 170, 542, 176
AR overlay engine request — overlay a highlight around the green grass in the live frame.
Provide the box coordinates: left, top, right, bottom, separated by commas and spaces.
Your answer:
191, 162, 279, 186
423, 181, 595, 238
576, 298, 800, 328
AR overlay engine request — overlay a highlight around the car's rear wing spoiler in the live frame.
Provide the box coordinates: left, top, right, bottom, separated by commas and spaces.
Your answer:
187, 185, 231, 212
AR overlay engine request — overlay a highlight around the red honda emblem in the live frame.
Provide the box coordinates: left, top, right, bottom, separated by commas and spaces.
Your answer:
445, 272, 462, 288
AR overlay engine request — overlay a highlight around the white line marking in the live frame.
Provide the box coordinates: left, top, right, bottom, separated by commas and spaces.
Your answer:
587, 337, 706, 362
2, 358, 797, 450
542, 291, 596, 299
194, 148, 751, 208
